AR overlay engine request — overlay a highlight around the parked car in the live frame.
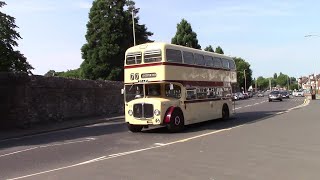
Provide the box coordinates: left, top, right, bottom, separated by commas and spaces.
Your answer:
236, 92, 244, 100
232, 93, 238, 101
280, 91, 290, 98
269, 91, 283, 102
243, 93, 249, 99
295, 90, 304, 97
257, 92, 264, 97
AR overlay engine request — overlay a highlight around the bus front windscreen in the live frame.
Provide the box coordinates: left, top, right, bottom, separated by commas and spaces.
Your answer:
125, 84, 144, 102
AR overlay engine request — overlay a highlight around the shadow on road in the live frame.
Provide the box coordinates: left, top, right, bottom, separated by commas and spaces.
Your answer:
143, 110, 284, 134
0, 109, 286, 150
0, 121, 128, 150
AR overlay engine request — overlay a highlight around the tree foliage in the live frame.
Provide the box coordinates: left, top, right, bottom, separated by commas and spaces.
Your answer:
80, 0, 153, 81
204, 45, 214, 52
0, 1, 33, 73
171, 19, 201, 49
215, 46, 224, 54
256, 76, 269, 90
45, 69, 82, 79
233, 57, 253, 91
276, 72, 289, 87
273, 73, 277, 79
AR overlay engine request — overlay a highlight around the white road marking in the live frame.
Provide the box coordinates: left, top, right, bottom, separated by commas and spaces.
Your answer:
0, 147, 38, 158
39, 138, 95, 148
7, 126, 244, 180
7, 156, 108, 180
0, 138, 96, 158
85, 121, 124, 128
154, 143, 166, 146
244, 105, 252, 107
7, 99, 311, 180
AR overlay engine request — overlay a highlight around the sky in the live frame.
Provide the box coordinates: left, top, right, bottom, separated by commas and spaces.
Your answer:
3, 0, 320, 78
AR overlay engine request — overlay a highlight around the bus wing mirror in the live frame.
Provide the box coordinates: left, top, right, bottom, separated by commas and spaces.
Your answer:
121, 89, 124, 95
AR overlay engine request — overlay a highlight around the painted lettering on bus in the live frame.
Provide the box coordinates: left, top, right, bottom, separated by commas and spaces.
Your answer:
141, 73, 157, 78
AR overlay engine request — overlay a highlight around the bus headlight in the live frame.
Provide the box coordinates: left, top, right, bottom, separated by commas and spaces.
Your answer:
128, 110, 133, 116
154, 109, 160, 116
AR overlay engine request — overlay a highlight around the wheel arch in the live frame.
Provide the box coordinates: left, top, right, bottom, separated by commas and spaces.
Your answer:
163, 106, 184, 124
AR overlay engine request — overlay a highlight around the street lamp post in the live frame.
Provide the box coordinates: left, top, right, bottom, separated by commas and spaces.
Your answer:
244, 69, 247, 93
132, 10, 136, 46
305, 34, 319, 95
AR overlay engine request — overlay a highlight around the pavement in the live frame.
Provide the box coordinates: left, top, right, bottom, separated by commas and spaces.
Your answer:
0, 115, 124, 141
1, 96, 318, 180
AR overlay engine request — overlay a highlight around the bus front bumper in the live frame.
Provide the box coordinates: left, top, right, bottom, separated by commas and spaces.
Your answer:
125, 116, 163, 126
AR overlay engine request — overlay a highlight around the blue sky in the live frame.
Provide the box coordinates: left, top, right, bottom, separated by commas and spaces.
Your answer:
3, 0, 320, 78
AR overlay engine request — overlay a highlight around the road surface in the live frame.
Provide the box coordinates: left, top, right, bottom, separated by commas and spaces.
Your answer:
1, 97, 317, 180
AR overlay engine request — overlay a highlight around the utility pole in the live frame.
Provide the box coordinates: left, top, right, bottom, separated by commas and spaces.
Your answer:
269, 78, 272, 91
244, 69, 247, 93
287, 76, 290, 90
132, 10, 136, 46
255, 77, 257, 92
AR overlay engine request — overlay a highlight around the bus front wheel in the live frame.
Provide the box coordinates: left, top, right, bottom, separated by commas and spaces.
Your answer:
167, 109, 184, 133
127, 123, 143, 133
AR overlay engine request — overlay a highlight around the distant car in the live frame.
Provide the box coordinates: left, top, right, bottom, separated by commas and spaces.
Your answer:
269, 91, 283, 102
257, 92, 264, 97
280, 91, 290, 98
232, 93, 238, 101
237, 92, 244, 100
295, 91, 304, 97
243, 93, 249, 99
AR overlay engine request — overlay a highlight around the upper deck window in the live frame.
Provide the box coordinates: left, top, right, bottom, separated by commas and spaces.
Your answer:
222, 59, 230, 69
213, 57, 222, 68
183, 51, 194, 64
195, 54, 205, 66
144, 49, 162, 63
126, 52, 142, 65
205, 56, 214, 67
166, 49, 182, 63
228, 59, 236, 70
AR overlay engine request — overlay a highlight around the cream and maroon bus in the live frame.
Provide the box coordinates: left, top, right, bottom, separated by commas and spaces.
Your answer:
123, 42, 237, 132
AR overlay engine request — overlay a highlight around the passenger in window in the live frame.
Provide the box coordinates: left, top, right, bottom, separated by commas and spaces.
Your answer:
148, 85, 160, 96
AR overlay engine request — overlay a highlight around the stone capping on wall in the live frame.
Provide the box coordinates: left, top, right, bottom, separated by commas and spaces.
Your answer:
0, 72, 124, 129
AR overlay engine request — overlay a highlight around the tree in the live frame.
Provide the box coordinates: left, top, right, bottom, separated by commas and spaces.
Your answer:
233, 57, 253, 91
273, 73, 277, 79
44, 70, 56, 77
57, 69, 81, 79
80, 0, 153, 81
215, 46, 224, 54
289, 83, 298, 90
171, 19, 201, 49
0, 1, 33, 73
204, 45, 214, 52
256, 76, 269, 90
276, 73, 289, 87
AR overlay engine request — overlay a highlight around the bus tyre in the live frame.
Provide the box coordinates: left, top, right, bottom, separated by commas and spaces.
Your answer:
222, 104, 230, 120
167, 110, 184, 133
127, 123, 143, 133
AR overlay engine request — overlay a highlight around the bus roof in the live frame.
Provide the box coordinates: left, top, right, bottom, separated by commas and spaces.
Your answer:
125, 42, 233, 60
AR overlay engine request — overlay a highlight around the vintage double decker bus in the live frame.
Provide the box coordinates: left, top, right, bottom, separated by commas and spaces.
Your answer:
123, 42, 237, 132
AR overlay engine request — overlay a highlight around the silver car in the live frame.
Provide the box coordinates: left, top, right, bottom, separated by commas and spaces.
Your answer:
269, 91, 283, 102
